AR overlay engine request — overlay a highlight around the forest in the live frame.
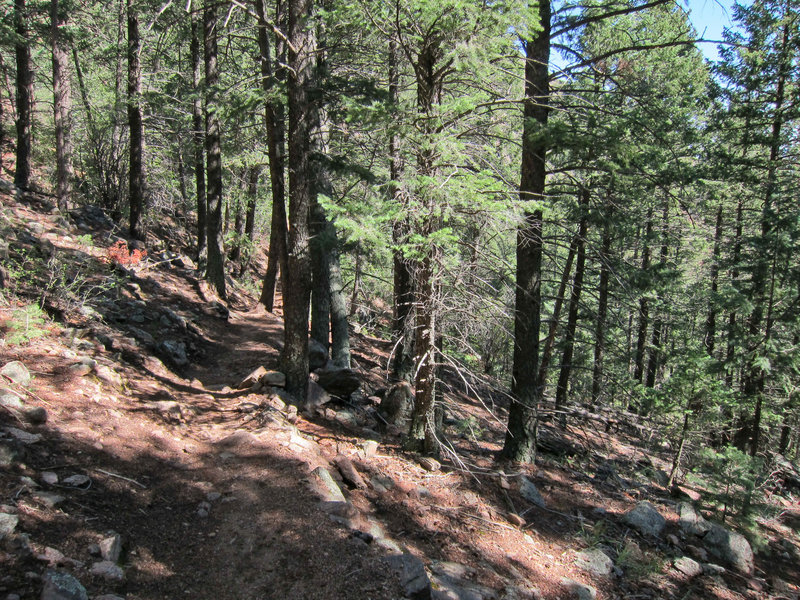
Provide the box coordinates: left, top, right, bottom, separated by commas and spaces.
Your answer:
1, 0, 799, 528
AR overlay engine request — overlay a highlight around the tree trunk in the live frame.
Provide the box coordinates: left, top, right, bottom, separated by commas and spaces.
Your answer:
127, 0, 145, 238
705, 202, 723, 356
644, 199, 670, 392
257, 0, 289, 312
501, 0, 550, 464
51, 0, 73, 212
204, 0, 226, 300
591, 201, 613, 407
633, 216, 652, 385
280, 0, 314, 399
389, 38, 415, 383
555, 190, 589, 413
14, 0, 33, 191
244, 166, 259, 242
191, 10, 207, 269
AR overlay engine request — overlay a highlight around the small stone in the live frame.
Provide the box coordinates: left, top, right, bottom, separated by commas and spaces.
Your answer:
63, 474, 91, 487
261, 370, 286, 387
622, 501, 665, 537
508, 513, 526, 527
94, 595, 125, 600
419, 456, 440, 472
0, 513, 19, 539
99, 533, 122, 563
361, 440, 379, 457
1, 361, 31, 386
33, 492, 65, 508
747, 578, 766, 592
237, 366, 267, 389
5, 426, 42, 444
95, 365, 122, 387
206, 491, 222, 502
41, 570, 88, 600
560, 577, 596, 600
519, 477, 546, 508
384, 554, 432, 600
37, 547, 66, 566
673, 556, 702, 577
575, 548, 614, 576
68, 363, 93, 377
702, 563, 726, 576
90, 560, 124, 581
0, 388, 24, 410
87, 543, 101, 556
308, 467, 346, 503
42, 471, 59, 485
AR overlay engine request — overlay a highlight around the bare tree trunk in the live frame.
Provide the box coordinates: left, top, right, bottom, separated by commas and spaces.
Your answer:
644, 199, 670, 393
280, 0, 314, 399
14, 0, 33, 191
191, 10, 207, 269
633, 215, 652, 385
705, 202, 723, 356
203, 0, 226, 300
592, 201, 613, 407
127, 0, 145, 238
51, 0, 72, 211
555, 190, 589, 413
257, 0, 289, 311
502, 0, 550, 464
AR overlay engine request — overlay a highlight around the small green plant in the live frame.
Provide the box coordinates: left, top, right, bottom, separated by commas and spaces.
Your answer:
76, 233, 94, 247
4, 303, 49, 345
615, 540, 664, 579
454, 415, 484, 441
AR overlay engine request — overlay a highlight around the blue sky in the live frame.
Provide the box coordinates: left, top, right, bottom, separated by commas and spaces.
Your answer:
685, 0, 738, 61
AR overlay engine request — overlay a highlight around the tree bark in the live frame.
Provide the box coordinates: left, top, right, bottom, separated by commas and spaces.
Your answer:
191, 10, 207, 269
51, 0, 73, 212
204, 0, 227, 300
257, 0, 289, 312
501, 0, 550, 464
14, 0, 33, 191
280, 0, 314, 399
591, 201, 613, 407
633, 215, 652, 385
555, 190, 589, 413
644, 199, 670, 393
127, 0, 145, 238
705, 202, 723, 356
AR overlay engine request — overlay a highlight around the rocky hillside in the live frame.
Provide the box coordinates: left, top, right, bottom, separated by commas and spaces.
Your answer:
1, 188, 799, 600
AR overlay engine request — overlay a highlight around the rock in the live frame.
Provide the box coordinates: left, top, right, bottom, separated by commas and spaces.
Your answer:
371, 475, 395, 493
334, 455, 367, 490
99, 533, 122, 563
158, 340, 189, 368
68, 363, 93, 377
262, 370, 286, 387
666, 534, 680, 546
309, 338, 328, 371
41, 570, 88, 600
0, 388, 24, 410
622, 501, 665, 537
37, 547, 66, 566
362, 440, 379, 457
702, 523, 754, 575
0, 513, 19, 539
1, 361, 31, 386
144, 400, 183, 421
379, 382, 414, 428
5, 427, 42, 444
315, 367, 360, 398
430, 562, 489, 600
672, 485, 702, 502
90, 561, 124, 581
23, 406, 48, 424
702, 563, 726, 576
676, 502, 711, 536
42, 472, 59, 485
237, 366, 267, 389
673, 556, 702, 577
0, 441, 22, 467
384, 554, 432, 600
419, 457, 441, 472
127, 327, 154, 348
63, 475, 91, 488
560, 578, 596, 600
33, 492, 65, 508
686, 544, 708, 562
308, 467, 346, 503
574, 548, 613, 576
88, 543, 101, 557
508, 513, 526, 527
94, 595, 125, 600
95, 365, 122, 388
305, 379, 331, 410
519, 477, 546, 508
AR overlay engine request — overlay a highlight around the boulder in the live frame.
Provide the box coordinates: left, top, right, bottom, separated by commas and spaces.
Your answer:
308, 467, 346, 503
560, 578, 596, 600
158, 340, 189, 368
622, 501, 665, 537
702, 524, 754, 575
41, 570, 88, 600
676, 502, 711, 536
379, 382, 414, 428
574, 548, 613, 576
384, 554, 432, 600
673, 556, 702, 578
90, 560, 124, 581
1, 361, 31, 386
315, 367, 360, 398
309, 338, 328, 371
519, 477, 546, 508
305, 379, 331, 410
0, 512, 19, 539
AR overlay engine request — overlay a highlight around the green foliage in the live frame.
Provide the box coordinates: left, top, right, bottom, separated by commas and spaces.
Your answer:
4, 304, 49, 346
